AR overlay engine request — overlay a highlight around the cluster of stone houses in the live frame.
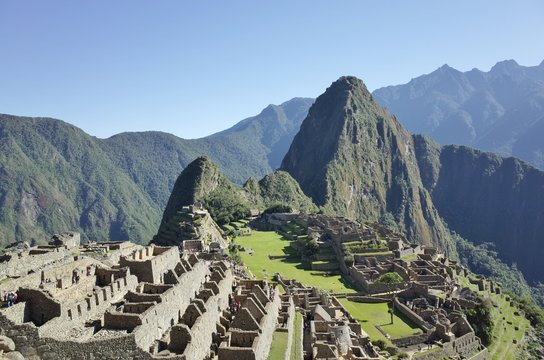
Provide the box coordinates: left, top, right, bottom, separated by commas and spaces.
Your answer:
261, 212, 490, 359
0, 209, 495, 359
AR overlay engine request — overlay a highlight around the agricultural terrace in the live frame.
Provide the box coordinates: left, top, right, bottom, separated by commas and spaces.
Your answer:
235, 230, 357, 294
456, 273, 529, 359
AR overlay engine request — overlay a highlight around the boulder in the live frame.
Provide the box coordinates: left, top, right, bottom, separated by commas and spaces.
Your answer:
0, 336, 15, 352
3, 351, 24, 360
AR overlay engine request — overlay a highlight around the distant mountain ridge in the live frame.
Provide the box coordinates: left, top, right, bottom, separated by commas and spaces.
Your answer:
0, 97, 313, 246
373, 59, 544, 168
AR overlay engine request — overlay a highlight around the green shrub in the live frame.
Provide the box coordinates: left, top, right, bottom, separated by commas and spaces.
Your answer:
464, 298, 493, 345
264, 203, 293, 214
375, 272, 403, 284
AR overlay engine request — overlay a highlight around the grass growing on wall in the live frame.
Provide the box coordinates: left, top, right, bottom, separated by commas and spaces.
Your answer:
267, 331, 289, 360
290, 312, 303, 360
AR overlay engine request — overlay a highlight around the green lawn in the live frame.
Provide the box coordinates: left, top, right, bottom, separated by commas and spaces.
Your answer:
267, 331, 288, 360
338, 299, 422, 344
291, 312, 303, 360
236, 230, 357, 293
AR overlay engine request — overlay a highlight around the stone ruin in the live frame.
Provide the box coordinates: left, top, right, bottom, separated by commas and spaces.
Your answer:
260, 212, 490, 359
0, 234, 280, 360
277, 276, 380, 359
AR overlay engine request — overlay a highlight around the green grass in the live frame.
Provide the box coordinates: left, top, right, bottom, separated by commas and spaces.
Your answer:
487, 291, 529, 360
290, 312, 303, 360
236, 230, 357, 293
338, 299, 422, 344
456, 273, 529, 360
267, 331, 288, 360
357, 251, 393, 256
400, 253, 417, 262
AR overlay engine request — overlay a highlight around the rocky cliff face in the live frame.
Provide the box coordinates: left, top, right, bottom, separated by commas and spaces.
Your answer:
414, 135, 544, 283
281, 77, 454, 254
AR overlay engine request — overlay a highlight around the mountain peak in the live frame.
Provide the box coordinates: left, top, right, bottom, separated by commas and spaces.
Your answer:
490, 59, 520, 73
329, 76, 370, 95
281, 76, 454, 252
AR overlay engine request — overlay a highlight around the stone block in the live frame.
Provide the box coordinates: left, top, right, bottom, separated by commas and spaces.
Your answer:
37, 344, 51, 353
6, 330, 19, 338
0, 335, 16, 352
13, 335, 27, 343
18, 344, 37, 357
41, 352, 59, 360
4, 351, 25, 360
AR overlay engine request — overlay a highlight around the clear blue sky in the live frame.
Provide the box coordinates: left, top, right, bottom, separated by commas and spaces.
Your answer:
1, 1, 543, 139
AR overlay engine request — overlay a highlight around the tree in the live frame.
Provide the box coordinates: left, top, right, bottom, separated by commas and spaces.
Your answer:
375, 272, 403, 284
464, 298, 493, 345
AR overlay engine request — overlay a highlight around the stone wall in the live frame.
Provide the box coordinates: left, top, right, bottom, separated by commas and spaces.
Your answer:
393, 298, 433, 332
348, 267, 408, 294
176, 267, 233, 359
16, 289, 61, 326
310, 262, 339, 271
0, 248, 67, 280
0, 312, 155, 360
120, 246, 180, 284
391, 333, 429, 347
131, 261, 208, 350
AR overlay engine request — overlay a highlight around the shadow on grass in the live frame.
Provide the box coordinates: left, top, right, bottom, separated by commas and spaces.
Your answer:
379, 307, 423, 333
339, 277, 358, 292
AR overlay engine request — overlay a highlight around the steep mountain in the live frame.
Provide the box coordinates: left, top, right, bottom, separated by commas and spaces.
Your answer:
153, 156, 316, 245
281, 76, 455, 255
0, 115, 161, 245
373, 59, 544, 169
243, 171, 317, 213
0, 98, 313, 247
100, 97, 313, 209
414, 135, 544, 284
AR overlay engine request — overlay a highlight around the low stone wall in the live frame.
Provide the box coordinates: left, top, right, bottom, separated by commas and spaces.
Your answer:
353, 253, 395, 263
0, 313, 156, 360
348, 267, 408, 294
393, 298, 433, 332
391, 332, 429, 347
310, 262, 339, 271
283, 297, 295, 360
347, 296, 390, 303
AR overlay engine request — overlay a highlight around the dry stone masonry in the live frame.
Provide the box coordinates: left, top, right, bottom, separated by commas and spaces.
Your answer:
0, 210, 497, 359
